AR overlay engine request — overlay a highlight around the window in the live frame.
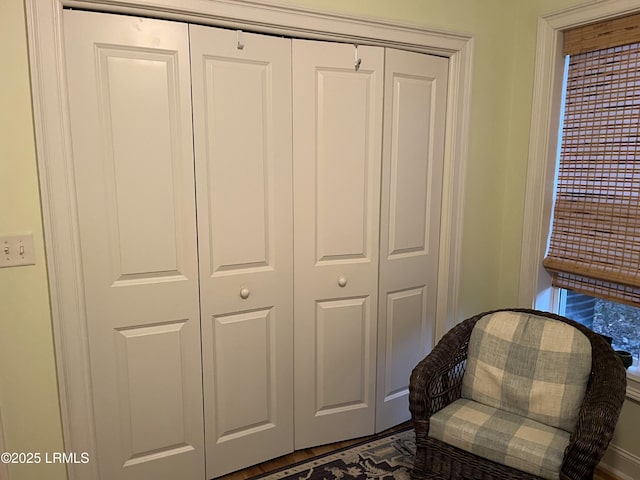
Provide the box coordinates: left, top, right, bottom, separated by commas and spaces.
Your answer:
559, 290, 640, 362
545, 14, 640, 368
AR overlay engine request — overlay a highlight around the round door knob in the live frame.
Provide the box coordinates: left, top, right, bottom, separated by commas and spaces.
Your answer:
239, 287, 250, 299
338, 276, 348, 287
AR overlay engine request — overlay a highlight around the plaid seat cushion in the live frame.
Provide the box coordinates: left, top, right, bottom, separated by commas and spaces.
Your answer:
429, 398, 570, 480
461, 311, 591, 432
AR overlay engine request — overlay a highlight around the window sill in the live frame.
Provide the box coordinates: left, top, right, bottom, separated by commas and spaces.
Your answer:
626, 365, 640, 403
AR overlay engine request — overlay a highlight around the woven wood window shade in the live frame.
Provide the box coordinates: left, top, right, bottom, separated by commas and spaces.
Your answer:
563, 13, 640, 56
544, 16, 640, 307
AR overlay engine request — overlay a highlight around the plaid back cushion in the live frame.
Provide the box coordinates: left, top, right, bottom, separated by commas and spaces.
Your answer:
461, 311, 592, 432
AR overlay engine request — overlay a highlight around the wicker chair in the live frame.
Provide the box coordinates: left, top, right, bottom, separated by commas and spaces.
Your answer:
409, 308, 627, 480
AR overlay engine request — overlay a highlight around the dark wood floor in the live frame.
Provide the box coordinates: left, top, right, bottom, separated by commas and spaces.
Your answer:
215, 421, 616, 480
595, 469, 620, 480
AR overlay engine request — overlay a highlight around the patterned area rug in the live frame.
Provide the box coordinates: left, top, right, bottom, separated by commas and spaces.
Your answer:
250, 428, 415, 480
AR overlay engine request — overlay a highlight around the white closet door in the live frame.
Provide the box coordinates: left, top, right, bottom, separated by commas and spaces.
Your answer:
64, 11, 204, 480
293, 39, 384, 448
190, 25, 294, 478
375, 48, 448, 432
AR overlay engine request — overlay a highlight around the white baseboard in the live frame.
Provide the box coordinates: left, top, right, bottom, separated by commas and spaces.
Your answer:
599, 443, 640, 480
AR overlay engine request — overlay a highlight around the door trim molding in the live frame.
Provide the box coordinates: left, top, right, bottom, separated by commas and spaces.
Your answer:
24, 2, 472, 478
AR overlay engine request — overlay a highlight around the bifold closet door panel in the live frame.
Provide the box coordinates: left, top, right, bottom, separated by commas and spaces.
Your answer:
375, 48, 449, 432
190, 25, 294, 479
64, 10, 204, 480
292, 39, 384, 449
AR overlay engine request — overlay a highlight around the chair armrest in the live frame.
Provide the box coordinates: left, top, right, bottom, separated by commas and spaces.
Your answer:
409, 315, 479, 422
560, 335, 627, 480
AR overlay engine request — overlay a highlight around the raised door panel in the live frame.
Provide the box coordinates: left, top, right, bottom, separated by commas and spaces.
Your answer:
376, 48, 448, 431
293, 39, 384, 449
315, 298, 370, 413
204, 58, 271, 274
315, 72, 373, 262
209, 309, 275, 437
115, 321, 194, 465
64, 10, 203, 480
381, 288, 428, 400
190, 25, 294, 478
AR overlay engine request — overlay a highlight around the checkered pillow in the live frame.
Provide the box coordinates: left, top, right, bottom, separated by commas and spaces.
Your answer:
461, 311, 592, 432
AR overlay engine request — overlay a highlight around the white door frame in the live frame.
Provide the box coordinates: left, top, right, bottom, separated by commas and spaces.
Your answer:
24, 1, 472, 479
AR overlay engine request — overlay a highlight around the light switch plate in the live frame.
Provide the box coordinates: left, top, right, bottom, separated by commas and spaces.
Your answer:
0, 233, 36, 268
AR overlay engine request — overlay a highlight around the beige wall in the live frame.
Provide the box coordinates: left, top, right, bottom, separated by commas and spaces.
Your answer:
1, 1, 637, 479
0, 1, 67, 479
